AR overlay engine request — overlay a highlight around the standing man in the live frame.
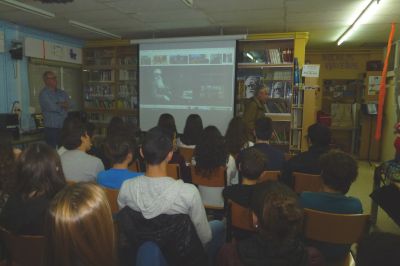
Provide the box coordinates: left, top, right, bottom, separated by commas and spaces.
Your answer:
242, 85, 268, 140
39, 71, 69, 148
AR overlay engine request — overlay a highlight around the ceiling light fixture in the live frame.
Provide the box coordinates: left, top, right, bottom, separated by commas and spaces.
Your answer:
246, 52, 254, 61
181, 0, 194, 8
68, 20, 121, 39
131, 34, 247, 44
337, 0, 382, 46
0, 0, 55, 18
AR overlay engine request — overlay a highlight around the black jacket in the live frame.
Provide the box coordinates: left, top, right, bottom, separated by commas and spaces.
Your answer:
117, 207, 208, 266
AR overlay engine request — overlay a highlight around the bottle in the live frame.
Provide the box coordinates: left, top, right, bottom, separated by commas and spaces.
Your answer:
294, 57, 300, 86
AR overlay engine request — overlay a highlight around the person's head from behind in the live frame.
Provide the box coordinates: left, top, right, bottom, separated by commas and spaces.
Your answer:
141, 126, 173, 166
45, 182, 116, 266
254, 85, 268, 104
320, 150, 358, 194
194, 125, 227, 177
60, 116, 81, 148
239, 148, 268, 182
307, 123, 331, 147
254, 117, 273, 141
43, 71, 57, 89
225, 117, 250, 156
182, 114, 203, 146
107, 116, 125, 137
63, 119, 91, 152
0, 130, 16, 192
157, 113, 177, 135
251, 181, 303, 243
356, 232, 400, 266
105, 134, 136, 167
13, 143, 66, 199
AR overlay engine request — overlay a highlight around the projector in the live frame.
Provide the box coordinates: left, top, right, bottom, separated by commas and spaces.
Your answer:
35, 0, 73, 3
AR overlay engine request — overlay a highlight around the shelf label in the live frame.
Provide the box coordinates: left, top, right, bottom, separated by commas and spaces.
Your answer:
302, 64, 320, 77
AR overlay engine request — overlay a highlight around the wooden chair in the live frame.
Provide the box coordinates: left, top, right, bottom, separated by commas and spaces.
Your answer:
303, 208, 370, 266
103, 187, 119, 214
0, 226, 45, 266
191, 166, 226, 210
128, 159, 142, 172
257, 171, 280, 183
230, 201, 255, 232
166, 163, 180, 180
293, 172, 323, 193
179, 147, 194, 164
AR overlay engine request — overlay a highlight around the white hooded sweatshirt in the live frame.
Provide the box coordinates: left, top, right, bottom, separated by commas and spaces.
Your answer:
118, 175, 212, 245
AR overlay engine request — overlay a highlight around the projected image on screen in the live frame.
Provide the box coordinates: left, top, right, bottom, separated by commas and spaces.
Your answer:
139, 41, 236, 133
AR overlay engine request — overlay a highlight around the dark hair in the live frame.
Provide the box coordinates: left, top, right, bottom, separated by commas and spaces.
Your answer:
194, 126, 228, 177
104, 134, 135, 165
157, 113, 177, 135
240, 148, 268, 180
63, 119, 88, 150
60, 116, 81, 148
356, 232, 400, 266
255, 117, 273, 141
308, 123, 331, 147
142, 127, 173, 165
180, 114, 203, 146
320, 150, 358, 194
0, 130, 16, 194
107, 116, 125, 137
225, 117, 251, 156
251, 181, 303, 243
12, 143, 66, 199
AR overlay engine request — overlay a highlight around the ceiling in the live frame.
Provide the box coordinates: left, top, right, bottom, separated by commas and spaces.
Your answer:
0, 0, 399, 49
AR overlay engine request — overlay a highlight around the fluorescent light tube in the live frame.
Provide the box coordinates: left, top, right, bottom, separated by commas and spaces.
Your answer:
130, 34, 247, 44
0, 0, 55, 18
69, 20, 121, 39
337, 0, 382, 46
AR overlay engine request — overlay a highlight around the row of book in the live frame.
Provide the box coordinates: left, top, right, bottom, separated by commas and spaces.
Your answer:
118, 84, 137, 97
266, 100, 290, 113
88, 70, 114, 82
119, 69, 136, 81
265, 48, 294, 64
85, 85, 113, 99
118, 57, 137, 65
85, 98, 137, 110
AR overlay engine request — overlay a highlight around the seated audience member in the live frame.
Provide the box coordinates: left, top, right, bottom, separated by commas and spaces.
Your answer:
57, 116, 79, 156
300, 150, 362, 262
118, 127, 224, 264
194, 125, 229, 208
97, 134, 143, 189
237, 117, 284, 172
217, 181, 323, 266
223, 147, 267, 207
356, 232, 400, 266
177, 114, 203, 148
281, 123, 331, 188
157, 113, 190, 182
44, 182, 116, 266
60, 119, 104, 182
0, 143, 66, 235
0, 130, 19, 212
225, 117, 254, 185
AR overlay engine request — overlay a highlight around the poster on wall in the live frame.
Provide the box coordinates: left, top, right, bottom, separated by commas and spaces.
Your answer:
368, 76, 381, 95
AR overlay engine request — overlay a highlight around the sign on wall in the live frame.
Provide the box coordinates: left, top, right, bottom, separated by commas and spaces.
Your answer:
24, 37, 82, 64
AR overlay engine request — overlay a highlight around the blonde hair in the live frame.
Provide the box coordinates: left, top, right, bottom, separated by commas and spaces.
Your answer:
44, 182, 116, 266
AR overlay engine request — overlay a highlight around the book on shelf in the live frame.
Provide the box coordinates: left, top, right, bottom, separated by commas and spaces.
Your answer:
264, 48, 294, 64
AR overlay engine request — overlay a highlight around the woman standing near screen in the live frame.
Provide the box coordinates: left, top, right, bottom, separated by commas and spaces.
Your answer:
242, 86, 268, 140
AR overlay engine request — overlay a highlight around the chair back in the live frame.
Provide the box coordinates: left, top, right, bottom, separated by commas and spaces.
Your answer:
293, 172, 323, 193
66, 180, 76, 185
230, 201, 255, 232
103, 187, 119, 213
257, 171, 280, 183
129, 159, 141, 172
136, 241, 168, 266
0, 226, 45, 266
179, 147, 194, 164
303, 208, 370, 244
166, 163, 180, 180
191, 166, 226, 187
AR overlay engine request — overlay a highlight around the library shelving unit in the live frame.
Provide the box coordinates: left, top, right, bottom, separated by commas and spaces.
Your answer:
235, 32, 310, 153
83, 41, 138, 135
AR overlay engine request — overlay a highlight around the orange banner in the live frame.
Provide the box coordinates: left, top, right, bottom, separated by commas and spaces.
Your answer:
375, 23, 396, 140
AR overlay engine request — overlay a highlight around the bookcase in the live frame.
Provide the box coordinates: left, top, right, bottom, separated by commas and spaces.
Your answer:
83, 44, 138, 135
235, 32, 310, 153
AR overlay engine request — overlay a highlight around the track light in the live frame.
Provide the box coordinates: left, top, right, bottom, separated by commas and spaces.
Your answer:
69, 20, 121, 39
337, 0, 382, 46
0, 0, 55, 18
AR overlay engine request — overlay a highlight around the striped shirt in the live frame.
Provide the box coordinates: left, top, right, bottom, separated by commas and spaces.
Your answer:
39, 87, 69, 128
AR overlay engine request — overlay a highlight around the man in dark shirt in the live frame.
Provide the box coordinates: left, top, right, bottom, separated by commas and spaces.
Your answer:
280, 123, 331, 188
238, 116, 284, 172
